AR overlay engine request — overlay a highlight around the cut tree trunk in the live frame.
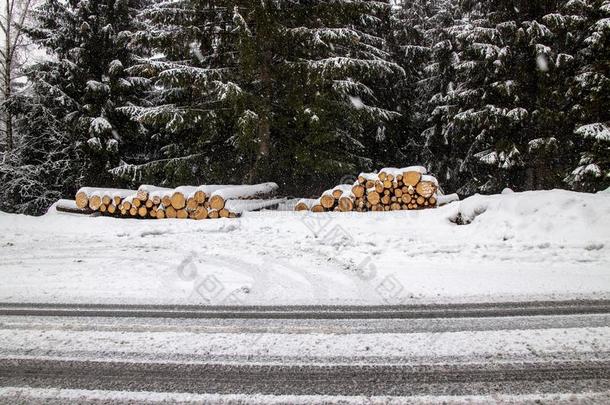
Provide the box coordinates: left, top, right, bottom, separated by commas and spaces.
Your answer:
338, 195, 355, 212
192, 206, 208, 220
415, 181, 437, 198
352, 184, 365, 198
403, 171, 422, 187
170, 192, 186, 210
367, 191, 380, 206
320, 193, 335, 209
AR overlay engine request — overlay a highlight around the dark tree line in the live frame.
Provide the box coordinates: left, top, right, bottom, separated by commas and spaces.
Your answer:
1, 0, 608, 214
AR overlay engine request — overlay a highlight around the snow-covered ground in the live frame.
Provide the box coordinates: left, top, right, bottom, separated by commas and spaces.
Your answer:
0, 189, 609, 305
2, 388, 608, 404
2, 323, 608, 363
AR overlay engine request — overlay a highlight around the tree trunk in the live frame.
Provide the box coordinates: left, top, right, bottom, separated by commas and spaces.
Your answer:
4, 77, 12, 151
247, 46, 272, 183
3, 0, 13, 151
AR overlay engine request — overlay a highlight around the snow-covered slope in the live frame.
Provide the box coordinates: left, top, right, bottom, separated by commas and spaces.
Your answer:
0, 189, 608, 305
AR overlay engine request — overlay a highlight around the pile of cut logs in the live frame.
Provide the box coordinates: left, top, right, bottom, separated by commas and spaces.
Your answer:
75, 183, 278, 219
295, 167, 447, 213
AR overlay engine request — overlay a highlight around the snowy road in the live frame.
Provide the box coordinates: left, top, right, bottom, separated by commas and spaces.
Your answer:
1, 358, 609, 398
0, 301, 609, 402
1, 300, 610, 319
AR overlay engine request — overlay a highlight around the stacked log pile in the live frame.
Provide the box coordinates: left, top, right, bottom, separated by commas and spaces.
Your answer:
296, 167, 448, 213
75, 183, 278, 220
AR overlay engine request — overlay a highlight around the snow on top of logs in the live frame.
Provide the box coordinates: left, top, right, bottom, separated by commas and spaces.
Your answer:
137, 185, 174, 198
295, 198, 317, 210
420, 174, 439, 186
357, 172, 379, 182
378, 166, 428, 176
322, 184, 353, 197
53, 199, 79, 210
174, 185, 236, 197
121, 195, 136, 203
224, 198, 285, 214
402, 165, 427, 174
210, 182, 279, 200
333, 184, 354, 193
76, 187, 135, 197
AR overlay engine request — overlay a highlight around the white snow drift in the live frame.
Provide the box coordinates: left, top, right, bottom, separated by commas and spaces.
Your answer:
0, 189, 608, 305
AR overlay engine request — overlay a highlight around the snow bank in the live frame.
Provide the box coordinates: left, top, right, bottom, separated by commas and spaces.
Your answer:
1, 388, 606, 405
2, 189, 609, 305
446, 190, 609, 243
436, 193, 459, 206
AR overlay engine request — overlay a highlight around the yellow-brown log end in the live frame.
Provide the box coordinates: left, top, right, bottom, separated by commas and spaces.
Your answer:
88, 195, 102, 211
209, 195, 225, 210
75, 191, 89, 209
320, 194, 335, 209
194, 190, 206, 204
136, 190, 149, 201
351, 185, 365, 198
186, 197, 198, 211
311, 205, 325, 213
403, 171, 422, 187
295, 202, 310, 211
367, 191, 380, 206
338, 196, 354, 212
192, 206, 208, 220
165, 206, 177, 218
416, 181, 437, 198
171, 192, 186, 210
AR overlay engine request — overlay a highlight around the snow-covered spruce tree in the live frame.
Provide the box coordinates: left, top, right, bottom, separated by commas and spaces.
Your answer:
123, 0, 403, 193
562, 0, 610, 191
434, 0, 576, 194
0, 75, 80, 215
386, 0, 438, 171
0, 0, 146, 214
394, 0, 464, 191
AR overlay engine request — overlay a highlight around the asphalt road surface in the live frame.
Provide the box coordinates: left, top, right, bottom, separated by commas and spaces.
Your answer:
0, 300, 609, 403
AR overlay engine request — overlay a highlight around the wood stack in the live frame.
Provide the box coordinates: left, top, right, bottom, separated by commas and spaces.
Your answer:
75, 182, 278, 220
296, 167, 442, 213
